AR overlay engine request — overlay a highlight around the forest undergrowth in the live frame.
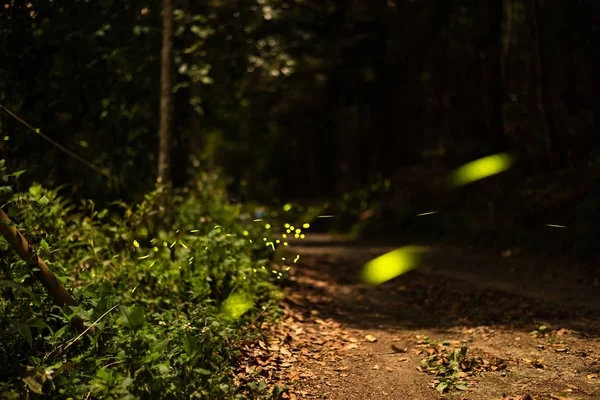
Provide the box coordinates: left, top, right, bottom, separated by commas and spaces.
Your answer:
0, 161, 288, 399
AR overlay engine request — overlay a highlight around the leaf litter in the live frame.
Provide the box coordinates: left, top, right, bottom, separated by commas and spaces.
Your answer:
234, 245, 600, 399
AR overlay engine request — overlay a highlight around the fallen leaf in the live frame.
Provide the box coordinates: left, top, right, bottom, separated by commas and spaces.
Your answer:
566, 384, 578, 390
280, 347, 292, 357
391, 344, 407, 353
549, 394, 575, 400
365, 334, 377, 343
556, 328, 571, 336
587, 373, 598, 379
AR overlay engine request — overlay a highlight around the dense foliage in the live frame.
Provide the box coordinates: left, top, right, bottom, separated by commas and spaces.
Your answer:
0, 166, 285, 399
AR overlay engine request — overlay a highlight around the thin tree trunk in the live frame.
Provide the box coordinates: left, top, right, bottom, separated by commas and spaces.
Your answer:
477, 0, 505, 151
0, 208, 90, 334
158, 0, 174, 184
524, 0, 553, 163
501, 0, 513, 84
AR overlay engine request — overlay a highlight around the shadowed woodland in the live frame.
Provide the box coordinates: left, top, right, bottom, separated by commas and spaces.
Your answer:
1, 0, 599, 399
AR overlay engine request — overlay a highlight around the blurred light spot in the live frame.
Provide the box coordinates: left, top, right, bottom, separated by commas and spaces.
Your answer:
546, 224, 567, 228
361, 246, 427, 285
417, 211, 438, 216
221, 293, 254, 320
283, 203, 293, 212
448, 153, 515, 187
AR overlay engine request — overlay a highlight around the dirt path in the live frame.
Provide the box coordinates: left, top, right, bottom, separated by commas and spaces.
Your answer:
238, 235, 600, 400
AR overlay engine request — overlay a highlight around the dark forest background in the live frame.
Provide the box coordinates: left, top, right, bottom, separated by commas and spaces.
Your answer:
1, 0, 599, 254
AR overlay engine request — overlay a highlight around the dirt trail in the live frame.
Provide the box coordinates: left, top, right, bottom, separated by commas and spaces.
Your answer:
238, 235, 600, 399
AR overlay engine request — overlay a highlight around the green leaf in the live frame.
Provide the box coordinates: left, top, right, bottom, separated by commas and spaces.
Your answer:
183, 335, 197, 357
155, 363, 170, 375
12, 321, 33, 347
25, 317, 51, 330
128, 306, 145, 328
22, 374, 44, 394
10, 169, 27, 178
195, 368, 211, 375
219, 384, 230, 393
455, 384, 468, 391
29, 183, 42, 199
119, 305, 145, 331
0, 280, 40, 304
436, 381, 449, 393
154, 338, 170, 353
120, 377, 133, 389
39, 239, 50, 251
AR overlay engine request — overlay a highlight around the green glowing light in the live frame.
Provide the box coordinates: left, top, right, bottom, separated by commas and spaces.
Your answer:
221, 293, 254, 320
448, 153, 515, 187
361, 246, 427, 285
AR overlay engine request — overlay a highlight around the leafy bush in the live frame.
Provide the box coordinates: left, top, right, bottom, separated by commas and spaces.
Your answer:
0, 168, 282, 399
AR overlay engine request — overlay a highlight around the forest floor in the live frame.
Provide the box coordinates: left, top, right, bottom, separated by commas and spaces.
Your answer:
236, 234, 600, 400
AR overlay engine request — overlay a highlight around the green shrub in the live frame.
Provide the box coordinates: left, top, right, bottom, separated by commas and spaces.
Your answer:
0, 168, 281, 399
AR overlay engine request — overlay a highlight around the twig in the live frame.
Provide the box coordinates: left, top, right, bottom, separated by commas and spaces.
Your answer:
241, 301, 272, 336
0, 103, 121, 184
63, 304, 118, 351
46, 304, 119, 359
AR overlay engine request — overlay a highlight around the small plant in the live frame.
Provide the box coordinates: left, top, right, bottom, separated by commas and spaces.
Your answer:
418, 338, 507, 394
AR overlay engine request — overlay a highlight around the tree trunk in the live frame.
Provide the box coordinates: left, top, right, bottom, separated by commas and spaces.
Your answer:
158, 0, 174, 184
477, 0, 506, 152
524, 0, 553, 164
538, 1, 569, 166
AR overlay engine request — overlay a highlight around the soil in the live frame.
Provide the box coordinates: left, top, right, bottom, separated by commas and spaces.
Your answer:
237, 234, 600, 400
